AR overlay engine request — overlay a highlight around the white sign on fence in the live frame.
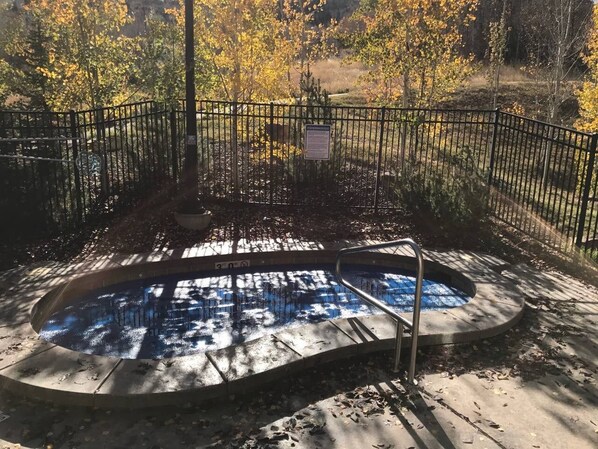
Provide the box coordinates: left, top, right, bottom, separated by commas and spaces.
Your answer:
304, 124, 331, 160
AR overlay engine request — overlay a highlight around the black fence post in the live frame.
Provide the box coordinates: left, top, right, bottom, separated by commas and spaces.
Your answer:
69, 110, 83, 225
374, 106, 386, 212
269, 102, 274, 207
232, 101, 239, 200
170, 108, 178, 188
94, 107, 109, 199
487, 107, 500, 187
575, 133, 597, 248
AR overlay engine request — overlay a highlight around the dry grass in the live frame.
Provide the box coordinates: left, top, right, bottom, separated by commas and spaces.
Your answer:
329, 92, 368, 106
467, 65, 534, 87
308, 61, 537, 97
304, 57, 367, 94
4, 94, 27, 108
444, 65, 582, 125
310, 61, 581, 125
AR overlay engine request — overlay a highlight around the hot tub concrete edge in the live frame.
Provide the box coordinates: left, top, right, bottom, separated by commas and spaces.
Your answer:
0, 247, 524, 408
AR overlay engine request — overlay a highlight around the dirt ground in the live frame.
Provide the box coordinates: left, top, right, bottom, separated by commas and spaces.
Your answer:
0, 192, 597, 449
1, 191, 592, 280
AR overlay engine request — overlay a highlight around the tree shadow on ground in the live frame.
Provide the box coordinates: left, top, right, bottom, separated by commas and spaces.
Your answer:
0, 292, 595, 449
1, 185, 520, 274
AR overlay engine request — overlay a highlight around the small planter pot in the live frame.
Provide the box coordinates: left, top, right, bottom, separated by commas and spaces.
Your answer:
174, 210, 212, 231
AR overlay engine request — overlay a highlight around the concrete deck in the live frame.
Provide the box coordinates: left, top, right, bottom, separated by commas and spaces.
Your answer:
0, 242, 524, 408
244, 262, 598, 449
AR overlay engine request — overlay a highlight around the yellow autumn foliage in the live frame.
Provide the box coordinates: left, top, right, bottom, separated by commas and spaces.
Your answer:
167, 0, 334, 103
0, 58, 9, 105
577, 5, 598, 133
169, 0, 289, 102
346, 0, 478, 107
3, 0, 136, 110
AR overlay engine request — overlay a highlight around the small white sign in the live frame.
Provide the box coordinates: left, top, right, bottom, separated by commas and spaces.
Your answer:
304, 124, 331, 160
186, 135, 197, 145
214, 260, 250, 270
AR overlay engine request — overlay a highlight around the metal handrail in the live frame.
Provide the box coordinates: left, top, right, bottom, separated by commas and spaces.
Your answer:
335, 238, 424, 384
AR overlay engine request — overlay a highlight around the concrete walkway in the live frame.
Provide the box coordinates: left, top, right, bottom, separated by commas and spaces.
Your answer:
244, 264, 598, 449
0, 244, 595, 449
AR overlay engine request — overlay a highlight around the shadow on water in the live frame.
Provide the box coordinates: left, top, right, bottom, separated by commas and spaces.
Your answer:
39, 264, 470, 359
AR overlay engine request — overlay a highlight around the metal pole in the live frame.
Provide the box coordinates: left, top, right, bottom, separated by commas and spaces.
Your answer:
97, 108, 109, 198
542, 126, 556, 188
407, 248, 424, 384
335, 238, 424, 384
232, 101, 239, 199
269, 102, 274, 206
575, 133, 597, 248
170, 108, 178, 187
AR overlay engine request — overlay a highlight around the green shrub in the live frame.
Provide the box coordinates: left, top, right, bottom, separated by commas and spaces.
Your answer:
396, 149, 490, 231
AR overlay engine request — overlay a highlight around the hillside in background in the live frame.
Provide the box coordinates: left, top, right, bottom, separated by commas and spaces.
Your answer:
124, 0, 359, 22
3, 0, 591, 67
0, 0, 595, 128
122, 0, 358, 32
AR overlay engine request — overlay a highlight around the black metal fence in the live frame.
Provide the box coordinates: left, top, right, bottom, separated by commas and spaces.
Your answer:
489, 112, 597, 255
1, 100, 596, 259
0, 101, 173, 236
193, 101, 495, 210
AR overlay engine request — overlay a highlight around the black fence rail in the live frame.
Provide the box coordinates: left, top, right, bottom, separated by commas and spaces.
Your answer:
488, 112, 597, 257
191, 101, 495, 210
1, 100, 596, 260
0, 109, 77, 236
75, 101, 173, 216
0, 101, 174, 237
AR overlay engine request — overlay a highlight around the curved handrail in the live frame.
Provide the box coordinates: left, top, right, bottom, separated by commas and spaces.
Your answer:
335, 239, 424, 384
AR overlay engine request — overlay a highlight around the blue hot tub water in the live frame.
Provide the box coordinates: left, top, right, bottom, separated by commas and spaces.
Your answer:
39, 264, 471, 359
